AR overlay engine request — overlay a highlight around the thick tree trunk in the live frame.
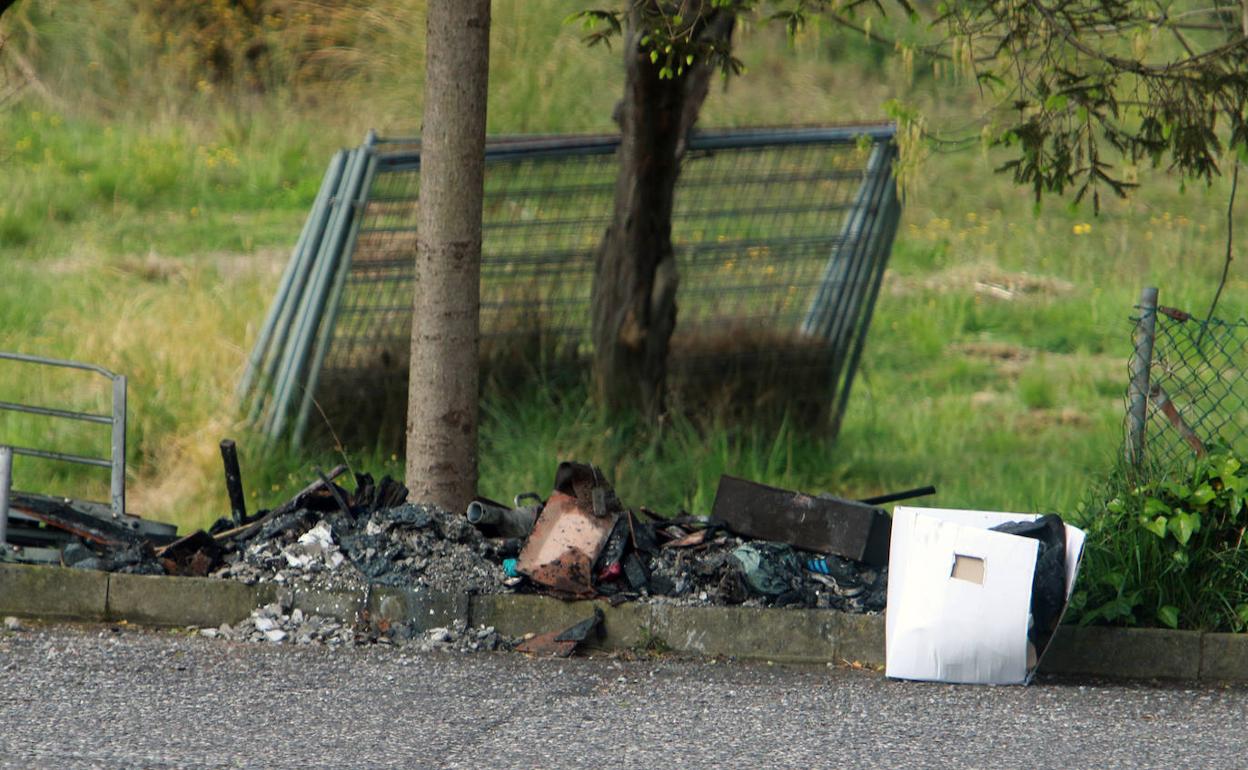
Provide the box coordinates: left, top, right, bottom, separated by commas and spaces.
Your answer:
406, 0, 490, 511
591, 5, 733, 416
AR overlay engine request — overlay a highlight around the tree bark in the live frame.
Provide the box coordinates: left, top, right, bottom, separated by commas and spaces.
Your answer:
591, 4, 733, 416
406, 0, 490, 511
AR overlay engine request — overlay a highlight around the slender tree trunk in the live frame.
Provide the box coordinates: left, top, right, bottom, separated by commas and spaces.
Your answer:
406, 0, 490, 510
591, 4, 733, 416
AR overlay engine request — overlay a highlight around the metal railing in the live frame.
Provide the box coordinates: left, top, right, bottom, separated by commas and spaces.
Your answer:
0, 351, 127, 518
241, 124, 902, 448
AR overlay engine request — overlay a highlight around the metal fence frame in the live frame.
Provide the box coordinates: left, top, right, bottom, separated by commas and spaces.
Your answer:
0, 351, 127, 518
1125, 285, 1248, 471
242, 124, 902, 446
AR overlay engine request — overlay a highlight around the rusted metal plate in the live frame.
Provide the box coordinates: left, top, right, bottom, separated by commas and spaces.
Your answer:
516, 462, 621, 598
710, 475, 892, 566
516, 608, 603, 657
516, 490, 615, 597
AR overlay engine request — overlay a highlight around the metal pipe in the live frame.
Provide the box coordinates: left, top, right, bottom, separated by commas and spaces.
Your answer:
110, 375, 126, 518
822, 144, 895, 397
247, 150, 349, 425
0, 400, 112, 424
1127, 286, 1160, 467
858, 485, 936, 506
0, 351, 118, 379
465, 501, 539, 538
10, 446, 111, 468
219, 439, 247, 525
832, 154, 902, 432
376, 124, 899, 171
0, 446, 11, 547
292, 135, 380, 447
265, 146, 367, 438
238, 150, 347, 405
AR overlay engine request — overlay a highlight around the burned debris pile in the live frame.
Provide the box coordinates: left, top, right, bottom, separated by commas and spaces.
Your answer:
8, 447, 933, 616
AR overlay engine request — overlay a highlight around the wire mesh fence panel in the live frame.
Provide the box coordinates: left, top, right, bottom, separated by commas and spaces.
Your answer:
1127, 296, 1248, 472
246, 126, 901, 448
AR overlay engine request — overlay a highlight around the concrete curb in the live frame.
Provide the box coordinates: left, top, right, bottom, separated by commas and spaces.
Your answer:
0, 562, 1243, 683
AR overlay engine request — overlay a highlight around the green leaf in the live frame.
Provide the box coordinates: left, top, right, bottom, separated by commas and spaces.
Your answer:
1220, 456, 1241, 478
1106, 497, 1125, 514
650, 50, 659, 64
1044, 93, 1068, 112
1143, 497, 1171, 517
1163, 481, 1191, 499
1167, 511, 1200, 545
1140, 515, 1168, 539
1190, 483, 1216, 506
1236, 604, 1248, 629
1157, 605, 1180, 629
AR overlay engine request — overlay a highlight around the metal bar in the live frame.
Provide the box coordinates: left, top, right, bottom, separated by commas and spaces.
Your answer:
0, 400, 112, 424
268, 145, 370, 439
1127, 286, 1160, 467
264, 147, 363, 436
832, 167, 901, 433
0, 351, 118, 379
1149, 383, 1207, 457
292, 138, 380, 447
110, 375, 126, 518
376, 124, 899, 170
0, 446, 11, 547
10, 446, 112, 469
238, 150, 348, 404
219, 439, 247, 525
808, 142, 892, 368
246, 150, 350, 425
800, 143, 884, 338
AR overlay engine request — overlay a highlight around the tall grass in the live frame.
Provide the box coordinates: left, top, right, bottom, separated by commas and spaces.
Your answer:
1, 1, 1244, 533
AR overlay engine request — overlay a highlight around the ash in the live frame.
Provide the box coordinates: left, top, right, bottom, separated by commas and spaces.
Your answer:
212, 504, 510, 595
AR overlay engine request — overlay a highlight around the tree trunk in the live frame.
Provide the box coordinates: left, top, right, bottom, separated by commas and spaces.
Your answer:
591, 5, 733, 416
406, 0, 490, 511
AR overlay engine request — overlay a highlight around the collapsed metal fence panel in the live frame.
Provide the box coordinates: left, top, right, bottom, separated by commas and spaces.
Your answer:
242, 125, 902, 448
1125, 286, 1248, 471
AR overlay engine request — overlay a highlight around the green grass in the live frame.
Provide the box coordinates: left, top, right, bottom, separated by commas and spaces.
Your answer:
1, 0, 1245, 535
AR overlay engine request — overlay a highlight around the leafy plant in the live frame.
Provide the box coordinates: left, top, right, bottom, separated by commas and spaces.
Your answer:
1074, 451, 1248, 631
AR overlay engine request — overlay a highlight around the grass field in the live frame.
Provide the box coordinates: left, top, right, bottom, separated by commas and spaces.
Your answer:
1, 1, 1244, 533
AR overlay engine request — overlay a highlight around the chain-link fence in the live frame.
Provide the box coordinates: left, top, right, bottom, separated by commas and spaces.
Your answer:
1126, 287, 1248, 472
241, 125, 902, 450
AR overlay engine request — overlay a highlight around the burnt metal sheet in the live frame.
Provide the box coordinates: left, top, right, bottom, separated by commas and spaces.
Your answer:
710, 475, 891, 566
515, 491, 614, 598
10, 492, 151, 550
516, 608, 603, 657
516, 462, 621, 598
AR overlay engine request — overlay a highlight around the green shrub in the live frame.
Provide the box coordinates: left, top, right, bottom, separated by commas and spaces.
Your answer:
1073, 451, 1248, 631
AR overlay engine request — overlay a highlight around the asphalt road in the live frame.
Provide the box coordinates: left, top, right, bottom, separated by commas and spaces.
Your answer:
2, 623, 1245, 769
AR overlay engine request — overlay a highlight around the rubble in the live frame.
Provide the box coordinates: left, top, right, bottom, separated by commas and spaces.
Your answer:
201, 602, 514, 653
5, 453, 898, 630
211, 502, 510, 594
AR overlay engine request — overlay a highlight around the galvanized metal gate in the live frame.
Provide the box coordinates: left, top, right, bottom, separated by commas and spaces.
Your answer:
241, 125, 902, 447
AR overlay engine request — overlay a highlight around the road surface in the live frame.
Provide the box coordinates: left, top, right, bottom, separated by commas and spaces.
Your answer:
1, 623, 1244, 769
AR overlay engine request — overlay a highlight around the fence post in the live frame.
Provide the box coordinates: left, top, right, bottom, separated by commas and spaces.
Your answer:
0, 446, 11, 548
1126, 286, 1159, 467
